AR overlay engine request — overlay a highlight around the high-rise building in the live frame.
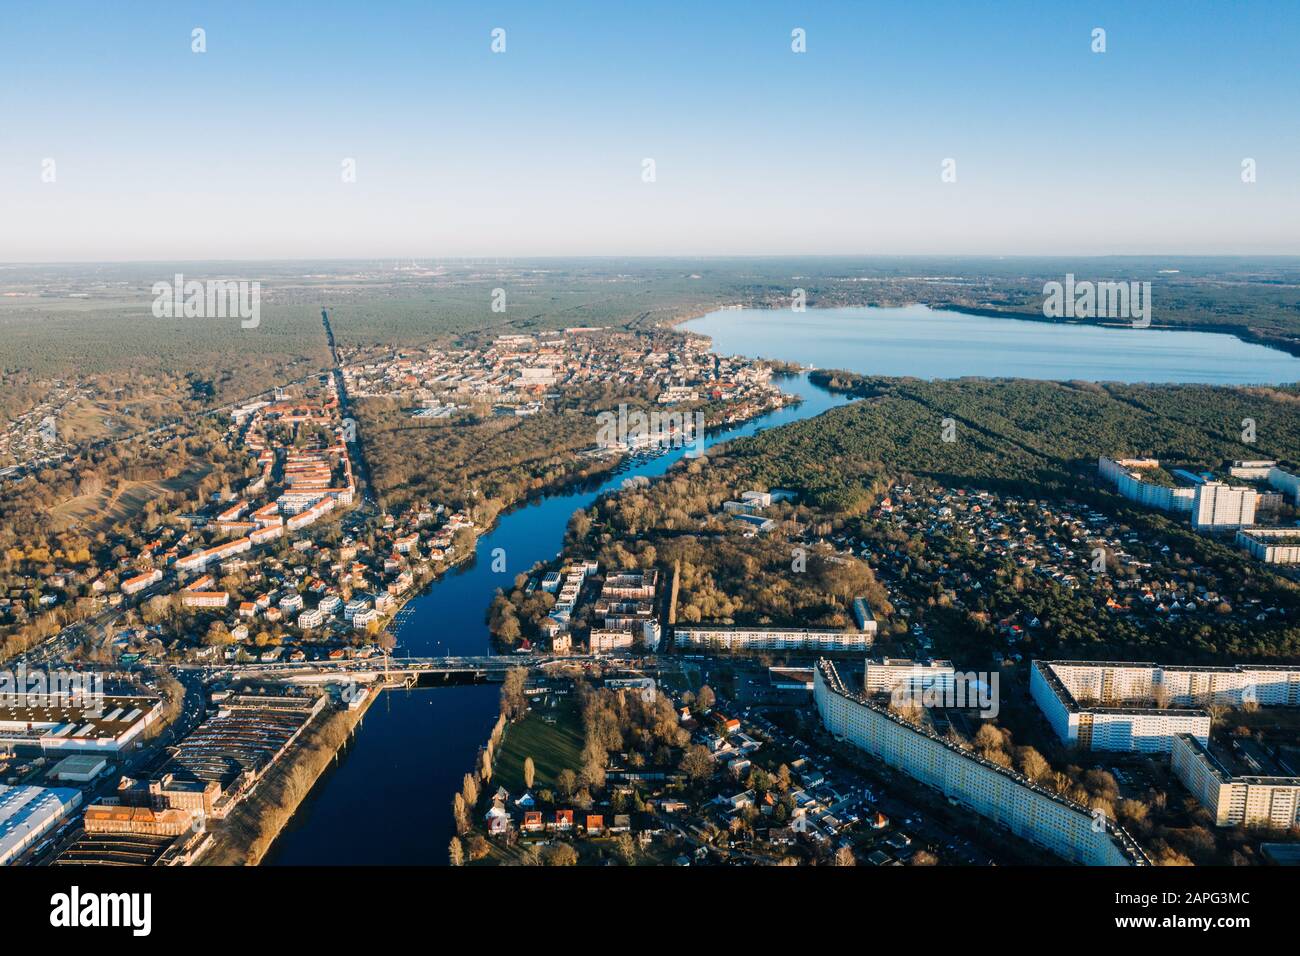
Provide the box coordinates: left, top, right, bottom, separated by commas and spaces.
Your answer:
1170, 734, 1300, 828
1191, 482, 1257, 529
815, 660, 1147, 866
863, 658, 956, 696
1030, 660, 1300, 753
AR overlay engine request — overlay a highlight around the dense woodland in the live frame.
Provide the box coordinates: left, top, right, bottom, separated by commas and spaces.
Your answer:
525, 374, 1300, 663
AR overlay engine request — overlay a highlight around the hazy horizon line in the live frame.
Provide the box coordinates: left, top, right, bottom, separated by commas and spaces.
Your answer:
5, 251, 1300, 268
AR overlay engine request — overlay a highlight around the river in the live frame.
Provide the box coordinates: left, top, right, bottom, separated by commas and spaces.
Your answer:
266, 306, 1300, 864
265, 372, 850, 864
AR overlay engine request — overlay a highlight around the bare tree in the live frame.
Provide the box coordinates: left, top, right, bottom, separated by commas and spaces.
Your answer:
544, 843, 578, 866
500, 667, 529, 720
556, 768, 577, 800
680, 744, 715, 784
452, 793, 470, 835
615, 833, 637, 865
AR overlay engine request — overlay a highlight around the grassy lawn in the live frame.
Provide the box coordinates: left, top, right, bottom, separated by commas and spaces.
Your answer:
493, 694, 586, 795
658, 665, 697, 694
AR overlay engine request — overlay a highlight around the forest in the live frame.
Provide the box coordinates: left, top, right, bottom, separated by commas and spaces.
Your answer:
522, 373, 1300, 663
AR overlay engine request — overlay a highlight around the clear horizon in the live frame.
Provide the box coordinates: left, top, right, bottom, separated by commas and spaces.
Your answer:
2, 1, 1298, 260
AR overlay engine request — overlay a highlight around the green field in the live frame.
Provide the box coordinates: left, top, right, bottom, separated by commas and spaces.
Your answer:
492, 693, 586, 794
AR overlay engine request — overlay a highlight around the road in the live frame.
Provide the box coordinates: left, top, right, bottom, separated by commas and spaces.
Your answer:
321, 307, 377, 507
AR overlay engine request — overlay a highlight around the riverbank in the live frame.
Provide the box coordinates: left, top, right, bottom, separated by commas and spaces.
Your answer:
199, 689, 377, 866
376, 391, 799, 656
265, 373, 852, 863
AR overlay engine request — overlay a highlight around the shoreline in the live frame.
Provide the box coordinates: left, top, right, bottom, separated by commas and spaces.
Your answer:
199, 687, 378, 866
383, 393, 801, 656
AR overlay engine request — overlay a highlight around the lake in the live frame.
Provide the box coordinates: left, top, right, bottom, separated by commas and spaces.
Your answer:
683, 305, 1300, 385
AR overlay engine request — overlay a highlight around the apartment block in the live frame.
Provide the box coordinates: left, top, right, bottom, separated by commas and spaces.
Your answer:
1170, 733, 1300, 829
864, 658, 956, 696
1191, 482, 1257, 529
1031, 659, 1300, 753
815, 660, 1147, 866
589, 628, 635, 654
1097, 457, 1194, 513
1236, 527, 1300, 565
120, 568, 162, 595
675, 626, 873, 653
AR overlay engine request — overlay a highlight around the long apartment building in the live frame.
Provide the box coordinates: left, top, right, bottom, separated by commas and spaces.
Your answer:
1098, 457, 1195, 513
120, 568, 162, 595
1097, 457, 1256, 529
1266, 465, 1300, 504
1031, 660, 1209, 753
676, 625, 873, 653
1031, 659, 1300, 753
1229, 460, 1300, 503
175, 535, 253, 573
1170, 733, 1300, 829
1235, 527, 1300, 565
815, 660, 1147, 866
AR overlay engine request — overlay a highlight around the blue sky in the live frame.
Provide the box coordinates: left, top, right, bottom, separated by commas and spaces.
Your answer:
1, 0, 1297, 260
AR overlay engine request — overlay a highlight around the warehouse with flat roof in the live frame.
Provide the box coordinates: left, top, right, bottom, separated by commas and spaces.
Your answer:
0, 784, 83, 865
0, 694, 163, 755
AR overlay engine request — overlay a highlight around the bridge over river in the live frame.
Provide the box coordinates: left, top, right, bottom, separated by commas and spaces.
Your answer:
185, 654, 608, 685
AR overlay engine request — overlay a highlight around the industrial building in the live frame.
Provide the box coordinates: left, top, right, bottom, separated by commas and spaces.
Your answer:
50, 754, 109, 783
0, 784, 83, 865
0, 695, 164, 755
149, 693, 326, 819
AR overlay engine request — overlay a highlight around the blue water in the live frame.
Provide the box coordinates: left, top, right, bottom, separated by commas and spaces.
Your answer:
684, 305, 1300, 385
268, 308, 1300, 864
264, 684, 500, 865
266, 373, 850, 864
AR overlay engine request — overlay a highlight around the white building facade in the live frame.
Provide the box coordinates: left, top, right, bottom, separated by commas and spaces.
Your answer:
815, 660, 1146, 866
